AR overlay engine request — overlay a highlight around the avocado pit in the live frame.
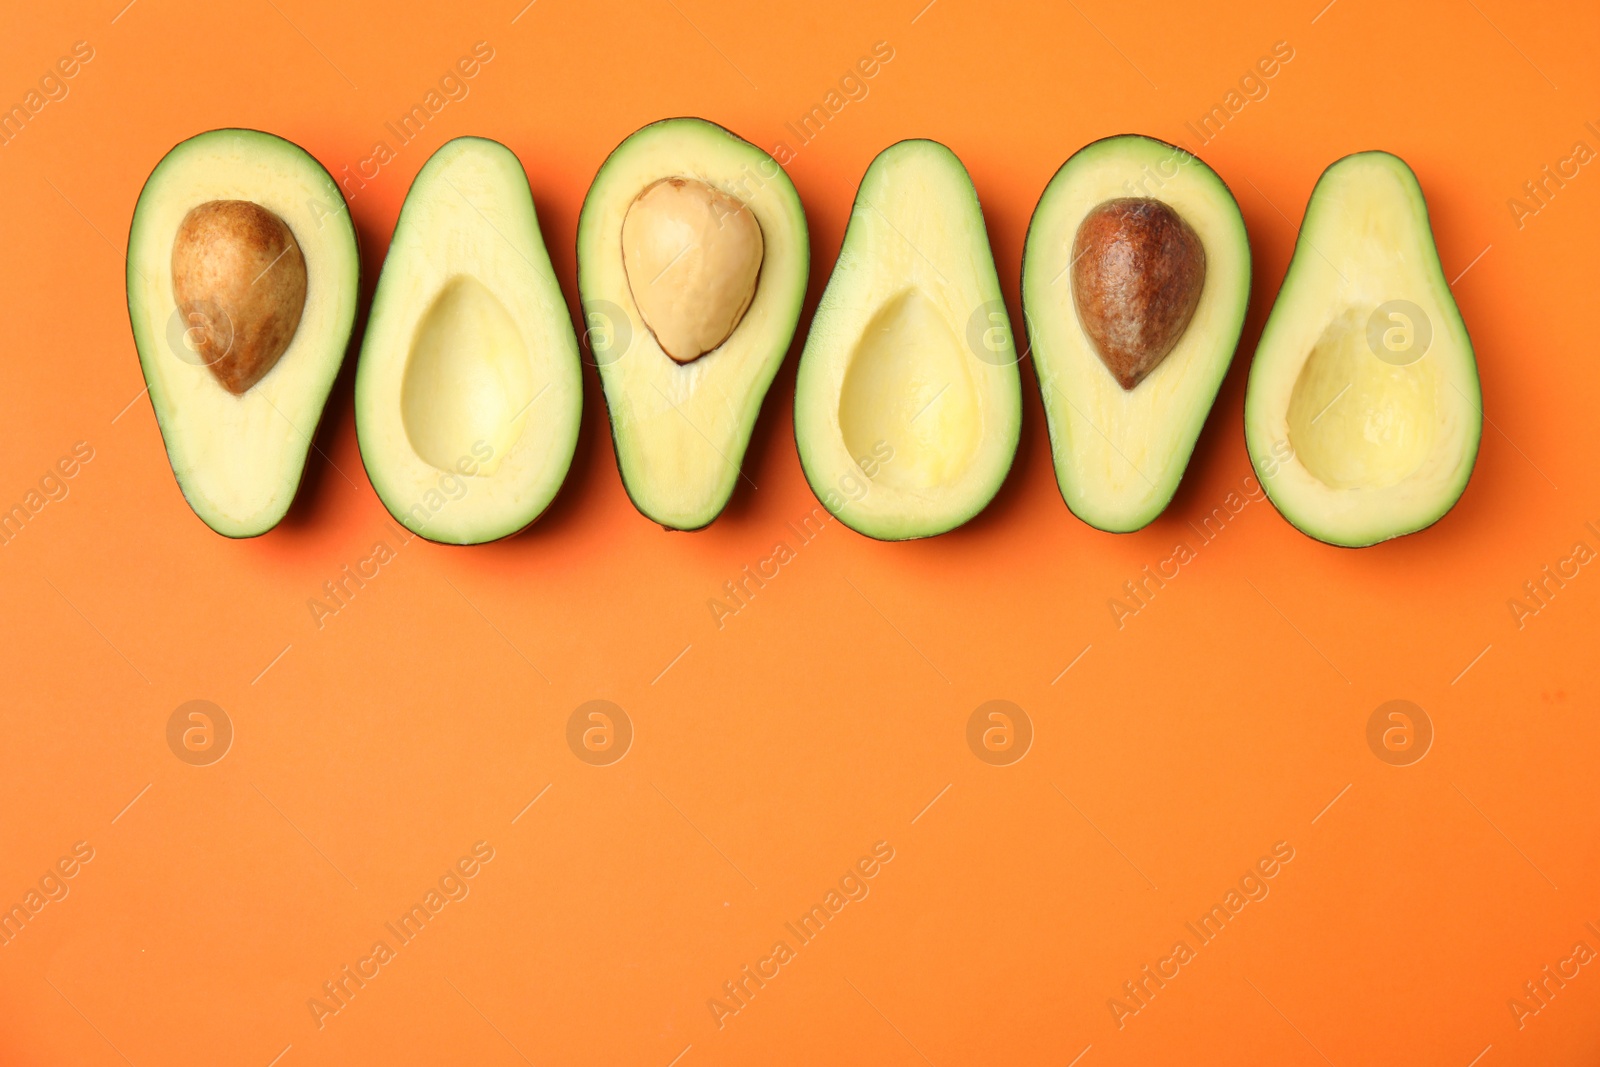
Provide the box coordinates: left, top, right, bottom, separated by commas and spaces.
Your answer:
1071, 197, 1206, 390
171, 199, 307, 394
620, 177, 763, 364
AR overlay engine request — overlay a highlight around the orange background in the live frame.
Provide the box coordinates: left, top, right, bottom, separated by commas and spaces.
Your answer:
3, 0, 1598, 1064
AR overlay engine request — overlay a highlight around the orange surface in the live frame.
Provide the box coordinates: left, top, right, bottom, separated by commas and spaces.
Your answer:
2, 1, 1598, 1064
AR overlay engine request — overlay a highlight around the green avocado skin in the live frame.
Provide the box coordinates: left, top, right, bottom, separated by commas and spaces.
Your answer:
125, 128, 360, 539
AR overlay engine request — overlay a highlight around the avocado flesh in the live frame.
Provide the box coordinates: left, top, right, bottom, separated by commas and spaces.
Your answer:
1022, 135, 1251, 533
126, 129, 359, 537
578, 118, 809, 530
356, 137, 582, 544
1244, 151, 1480, 547
795, 139, 1021, 541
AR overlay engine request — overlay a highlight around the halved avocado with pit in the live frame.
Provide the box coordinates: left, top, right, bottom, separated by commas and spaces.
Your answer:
125, 128, 360, 537
577, 117, 810, 531
355, 137, 583, 545
1022, 135, 1251, 533
1244, 151, 1481, 547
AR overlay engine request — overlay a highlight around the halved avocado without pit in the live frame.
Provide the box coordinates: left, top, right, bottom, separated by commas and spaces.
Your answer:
126, 128, 360, 537
795, 139, 1021, 541
1244, 152, 1481, 547
577, 118, 810, 530
1022, 135, 1251, 533
356, 137, 583, 545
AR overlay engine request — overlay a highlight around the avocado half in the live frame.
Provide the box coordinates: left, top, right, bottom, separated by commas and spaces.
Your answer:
577, 117, 810, 530
794, 139, 1022, 541
126, 128, 360, 537
1244, 151, 1481, 547
355, 137, 583, 545
1022, 135, 1251, 532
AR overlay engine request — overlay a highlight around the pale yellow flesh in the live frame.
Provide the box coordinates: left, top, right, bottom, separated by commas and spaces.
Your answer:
837, 288, 981, 491
1283, 308, 1439, 490
400, 275, 534, 477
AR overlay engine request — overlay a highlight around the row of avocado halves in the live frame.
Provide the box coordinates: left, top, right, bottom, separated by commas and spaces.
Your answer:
126, 118, 1479, 549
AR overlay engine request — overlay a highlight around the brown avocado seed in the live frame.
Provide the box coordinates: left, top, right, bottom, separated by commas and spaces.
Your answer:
171, 199, 307, 394
1071, 197, 1206, 390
